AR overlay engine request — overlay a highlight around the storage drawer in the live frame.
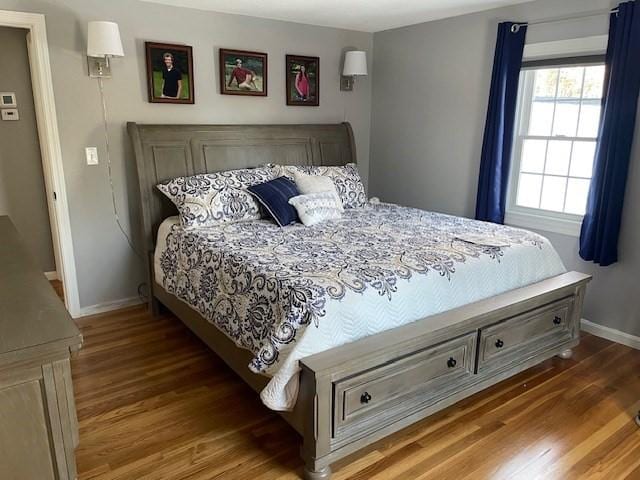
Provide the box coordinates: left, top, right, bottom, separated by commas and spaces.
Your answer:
478, 297, 574, 373
332, 332, 477, 439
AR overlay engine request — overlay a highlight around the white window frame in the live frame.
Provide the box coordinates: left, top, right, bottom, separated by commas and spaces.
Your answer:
505, 36, 607, 237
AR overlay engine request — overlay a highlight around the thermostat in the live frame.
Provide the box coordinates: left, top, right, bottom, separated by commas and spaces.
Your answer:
1, 109, 19, 121
0, 92, 16, 108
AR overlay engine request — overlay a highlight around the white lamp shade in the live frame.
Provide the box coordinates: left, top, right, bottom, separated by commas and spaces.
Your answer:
87, 21, 124, 57
343, 51, 367, 76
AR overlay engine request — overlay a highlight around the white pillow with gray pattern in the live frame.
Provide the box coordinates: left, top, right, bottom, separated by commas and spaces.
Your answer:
273, 163, 367, 209
288, 191, 344, 226
156, 166, 275, 228
292, 171, 344, 211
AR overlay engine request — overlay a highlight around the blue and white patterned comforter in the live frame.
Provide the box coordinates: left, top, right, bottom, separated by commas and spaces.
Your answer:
154, 203, 566, 411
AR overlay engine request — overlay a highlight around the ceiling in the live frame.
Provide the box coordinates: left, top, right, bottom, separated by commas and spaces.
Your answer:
140, 0, 535, 32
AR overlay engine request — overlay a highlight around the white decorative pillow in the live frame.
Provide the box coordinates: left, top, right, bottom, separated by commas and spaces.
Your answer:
156, 167, 275, 228
292, 171, 343, 211
288, 192, 343, 226
274, 163, 367, 209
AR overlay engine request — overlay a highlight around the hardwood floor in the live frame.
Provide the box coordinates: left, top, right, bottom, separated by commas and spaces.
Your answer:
71, 306, 640, 480
51, 278, 64, 299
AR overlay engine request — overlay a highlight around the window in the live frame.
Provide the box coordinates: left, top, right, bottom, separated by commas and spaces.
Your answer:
506, 60, 606, 235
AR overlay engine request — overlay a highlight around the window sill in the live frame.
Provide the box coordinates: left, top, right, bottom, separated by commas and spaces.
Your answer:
504, 209, 582, 237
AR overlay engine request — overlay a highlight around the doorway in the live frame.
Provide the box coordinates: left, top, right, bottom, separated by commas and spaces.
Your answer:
0, 27, 57, 277
0, 10, 79, 317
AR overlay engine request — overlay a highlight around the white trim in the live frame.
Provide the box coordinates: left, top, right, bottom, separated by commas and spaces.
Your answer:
75, 296, 145, 318
523, 35, 608, 61
44, 271, 59, 281
0, 10, 80, 317
505, 209, 582, 236
581, 319, 640, 350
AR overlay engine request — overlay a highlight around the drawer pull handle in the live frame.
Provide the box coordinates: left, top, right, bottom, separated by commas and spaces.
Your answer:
495, 339, 504, 349
447, 357, 457, 368
553, 316, 562, 325
360, 392, 372, 404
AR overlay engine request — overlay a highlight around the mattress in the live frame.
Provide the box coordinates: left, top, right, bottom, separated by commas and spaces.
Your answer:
154, 203, 566, 411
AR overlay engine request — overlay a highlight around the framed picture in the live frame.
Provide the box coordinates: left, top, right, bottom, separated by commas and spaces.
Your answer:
219, 49, 268, 96
286, 55, 319, 106
145, 42, 194, 104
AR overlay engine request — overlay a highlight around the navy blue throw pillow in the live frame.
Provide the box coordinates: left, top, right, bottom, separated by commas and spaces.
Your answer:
247, 176, 300, 227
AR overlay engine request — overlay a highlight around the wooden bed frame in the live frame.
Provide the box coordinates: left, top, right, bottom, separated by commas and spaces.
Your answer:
128, 122, 591, 479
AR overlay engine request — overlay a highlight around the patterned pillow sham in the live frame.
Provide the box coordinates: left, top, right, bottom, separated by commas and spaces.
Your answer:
156, 167, 275, 228
288, 191, 343, 226
273, 163, 367, 209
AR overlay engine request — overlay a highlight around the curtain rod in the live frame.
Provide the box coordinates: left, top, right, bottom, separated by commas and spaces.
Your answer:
511, 8, 619, 33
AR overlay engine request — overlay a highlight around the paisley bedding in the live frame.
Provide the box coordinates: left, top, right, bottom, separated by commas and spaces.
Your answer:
156, 166, 275, 228
154, 203, 566, 411
276, 163, 367, 209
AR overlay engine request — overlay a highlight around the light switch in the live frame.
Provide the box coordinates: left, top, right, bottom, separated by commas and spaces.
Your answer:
85, 147, 99, 165
1, 109, 19, 121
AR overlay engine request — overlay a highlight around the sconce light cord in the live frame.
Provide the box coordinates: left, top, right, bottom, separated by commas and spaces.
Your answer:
97, 77, 142, 261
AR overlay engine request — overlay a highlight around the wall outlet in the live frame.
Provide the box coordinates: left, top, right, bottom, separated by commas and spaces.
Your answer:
85, 147, 99, 165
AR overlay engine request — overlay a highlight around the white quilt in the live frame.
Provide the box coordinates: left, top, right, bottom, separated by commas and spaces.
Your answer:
154, 203, 566, 411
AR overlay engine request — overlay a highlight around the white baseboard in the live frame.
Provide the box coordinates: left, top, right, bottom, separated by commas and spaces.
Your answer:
74, 296, 145, 318
44, 271, 59, 281
581, 319, 640, 350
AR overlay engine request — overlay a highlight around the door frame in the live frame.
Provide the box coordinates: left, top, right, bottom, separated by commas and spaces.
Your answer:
0, 10, 80, 317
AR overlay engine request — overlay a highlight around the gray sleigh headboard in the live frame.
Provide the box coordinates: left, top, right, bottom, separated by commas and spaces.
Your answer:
127, 122, 357, 252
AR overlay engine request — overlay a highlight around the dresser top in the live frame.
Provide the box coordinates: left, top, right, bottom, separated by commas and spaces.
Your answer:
0, 216, 81, 361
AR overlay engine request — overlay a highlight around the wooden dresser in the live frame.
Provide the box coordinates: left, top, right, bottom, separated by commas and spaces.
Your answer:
0, 216, 83, 480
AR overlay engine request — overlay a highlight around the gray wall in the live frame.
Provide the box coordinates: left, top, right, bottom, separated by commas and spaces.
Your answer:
370, 0, 640, 337
0, 0, 373, 309
0, 27, 56, 272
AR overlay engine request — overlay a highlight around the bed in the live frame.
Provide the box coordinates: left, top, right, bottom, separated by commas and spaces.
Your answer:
129, 122, 591, 480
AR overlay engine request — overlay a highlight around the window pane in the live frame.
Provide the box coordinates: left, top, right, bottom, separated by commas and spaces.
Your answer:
533, 69, 559, 99
577, 101, 601, 137
511, 64, 603, 219
521, 139, 546, 173
552, 101, 580, 136
565, 178, 591, 215
529, 102, 554, 136
582, 65, 605, 99
570, 141, 596, 178
545, 140, 571, 175
557, 67, 584, 98
516, 173, 542, 208
540, 176, 567, 212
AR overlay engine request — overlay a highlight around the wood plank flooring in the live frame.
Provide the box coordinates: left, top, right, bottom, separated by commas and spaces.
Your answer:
71, 305, 640, 479
51, 278, 64, 300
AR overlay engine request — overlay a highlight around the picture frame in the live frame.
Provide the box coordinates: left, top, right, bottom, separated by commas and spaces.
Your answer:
145, 42, 194, 104
286, 55, 319, 106
219, 49, 268, 96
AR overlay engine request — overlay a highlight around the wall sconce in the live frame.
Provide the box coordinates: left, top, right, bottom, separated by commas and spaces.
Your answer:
87, 21, 124, 78
341, 50, 368, 91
